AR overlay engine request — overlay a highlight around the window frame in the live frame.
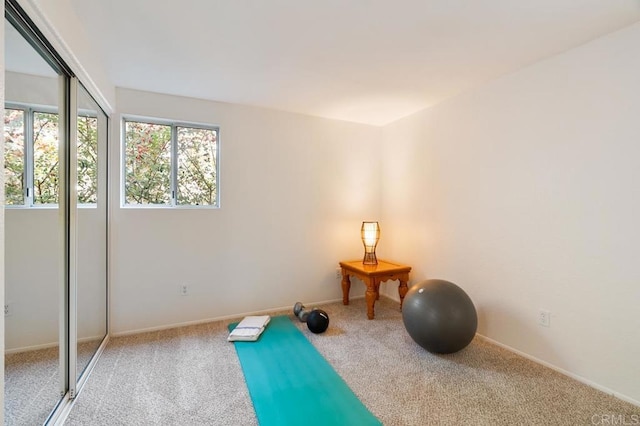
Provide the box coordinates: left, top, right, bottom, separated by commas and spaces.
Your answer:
5, 102, 58, 208
4, 102, 101, 209
4, 103, 29, 207
121, 114, 221, 209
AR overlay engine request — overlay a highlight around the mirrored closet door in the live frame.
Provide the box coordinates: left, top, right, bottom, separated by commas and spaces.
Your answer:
74, 82, 108, 384
4, 1, 109, 424
4, 12, 67, 425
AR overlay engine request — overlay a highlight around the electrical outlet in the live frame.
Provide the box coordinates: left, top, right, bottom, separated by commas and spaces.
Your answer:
538, 309, 550, 327
180, 284, 188, 296
335, 268, 342, 280
4, 303, 11, 316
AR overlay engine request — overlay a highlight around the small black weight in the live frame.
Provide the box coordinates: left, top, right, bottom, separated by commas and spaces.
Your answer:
306, 309, 329, 334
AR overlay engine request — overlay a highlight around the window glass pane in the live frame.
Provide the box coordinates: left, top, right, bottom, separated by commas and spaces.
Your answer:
33, 111, 59, 204
77, 115, 98, 204
124, 121, 171, 204
4, 108, 25, 205
177, 127, 218, 206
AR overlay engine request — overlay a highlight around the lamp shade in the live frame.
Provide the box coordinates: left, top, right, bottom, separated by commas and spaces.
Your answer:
361, 221, 380, 265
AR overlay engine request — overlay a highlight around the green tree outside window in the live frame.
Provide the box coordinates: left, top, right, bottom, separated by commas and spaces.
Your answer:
77, 115, 98, 204
124, 119, 219, 207
124, 121, 172, 205
33, 112, 59, 204
3, 108, 99, 206
4, 109, 25, 205
177, 127, 217, 205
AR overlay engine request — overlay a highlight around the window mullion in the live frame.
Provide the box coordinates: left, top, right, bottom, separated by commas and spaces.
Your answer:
25, 108, 35, 206
120, 118, 127, 207
171, 125, 178, 206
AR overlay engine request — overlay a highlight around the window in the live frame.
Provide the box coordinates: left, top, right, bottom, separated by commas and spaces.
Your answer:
123, 117, 219, 207
4, 108, 25, 205
33, 111, 59, 204
77, 115, 99, 204
3, 105, 98, 206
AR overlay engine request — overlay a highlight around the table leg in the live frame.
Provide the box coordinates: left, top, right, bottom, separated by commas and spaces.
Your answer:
341, 273, 351, 305
398, 278, 409, 310
366, 281, 377, 320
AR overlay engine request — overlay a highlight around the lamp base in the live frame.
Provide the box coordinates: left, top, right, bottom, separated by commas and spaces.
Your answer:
362, 252, 378, 265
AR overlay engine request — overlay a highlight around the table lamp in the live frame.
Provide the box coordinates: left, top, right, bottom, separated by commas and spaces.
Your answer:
361, 221, 380, 265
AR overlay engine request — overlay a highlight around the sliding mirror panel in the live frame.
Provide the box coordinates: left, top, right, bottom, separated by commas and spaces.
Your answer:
75, 82, 108, 383
3, 14, 68, 425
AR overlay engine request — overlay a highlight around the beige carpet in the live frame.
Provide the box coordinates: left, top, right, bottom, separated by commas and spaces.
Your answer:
4, 346, 60, 426
5, 339, 106, 425
64, 298, 638, 425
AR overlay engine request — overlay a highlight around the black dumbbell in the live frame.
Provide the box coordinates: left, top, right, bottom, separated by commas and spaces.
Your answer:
293, 302, 311, 322
292, 302, 330, 334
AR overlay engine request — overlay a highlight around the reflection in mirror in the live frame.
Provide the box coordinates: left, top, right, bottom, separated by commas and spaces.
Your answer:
3, 16, 64, 425
76, 82, 108, 381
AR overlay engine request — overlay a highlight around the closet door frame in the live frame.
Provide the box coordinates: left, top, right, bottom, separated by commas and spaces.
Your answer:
6, 0, 74, 413
5, 0, 110, 423
67, 77, 78, 399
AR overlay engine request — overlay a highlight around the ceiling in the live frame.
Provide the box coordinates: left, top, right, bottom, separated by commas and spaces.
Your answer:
68, 0, 640, 126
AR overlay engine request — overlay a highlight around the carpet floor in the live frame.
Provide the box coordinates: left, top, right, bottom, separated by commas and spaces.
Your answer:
5, 339, 105, 426
64, 297, 638, 425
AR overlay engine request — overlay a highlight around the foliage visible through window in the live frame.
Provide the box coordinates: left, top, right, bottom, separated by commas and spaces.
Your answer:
177, 127, 218, 205
33, 112, 59, 204
78, 116, 98, 203
2, 107, 99, 206
4, 109, 25, 205
125, 121, 171, 204
124, 118, 218, 207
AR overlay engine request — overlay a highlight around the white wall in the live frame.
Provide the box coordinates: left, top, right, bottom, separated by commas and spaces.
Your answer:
110, 88, 380, 334
17, 0, 115, 112
380, 23, 640, 404
4, 209, 60, 349
5, 71, 57, 106
4, 207, 107, 352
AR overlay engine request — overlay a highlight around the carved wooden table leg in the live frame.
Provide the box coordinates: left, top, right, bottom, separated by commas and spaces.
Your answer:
341, 272, 351, 305
365, 281, 377, 320
398, 278, 409, 310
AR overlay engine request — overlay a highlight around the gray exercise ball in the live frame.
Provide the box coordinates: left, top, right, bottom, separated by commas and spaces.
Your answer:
402, 279, 477, 354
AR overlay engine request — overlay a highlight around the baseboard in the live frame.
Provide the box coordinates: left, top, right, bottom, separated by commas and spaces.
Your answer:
476, 333, 640, 408
79, 334, 105, 344
111, 297, 346, 337
4, 334, 106, 355
5, 341, 58, 355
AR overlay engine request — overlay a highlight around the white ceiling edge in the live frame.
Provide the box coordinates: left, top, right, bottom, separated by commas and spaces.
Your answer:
15, 0, 115, 114
31, 1, 640, 126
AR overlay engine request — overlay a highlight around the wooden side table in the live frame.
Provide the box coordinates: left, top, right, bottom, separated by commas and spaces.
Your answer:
339, 259, 412, 320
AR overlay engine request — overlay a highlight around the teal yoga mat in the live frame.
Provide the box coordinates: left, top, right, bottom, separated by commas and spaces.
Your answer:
229, 315, 381, 426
